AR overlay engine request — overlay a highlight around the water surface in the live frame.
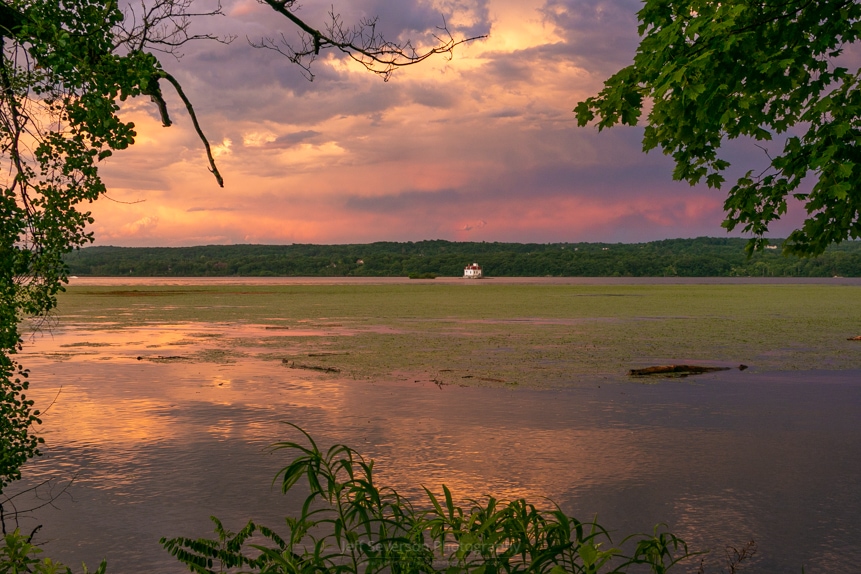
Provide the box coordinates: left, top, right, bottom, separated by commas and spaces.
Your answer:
9, 279, 861, 573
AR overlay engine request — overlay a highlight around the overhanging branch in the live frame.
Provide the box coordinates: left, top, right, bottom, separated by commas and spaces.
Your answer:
159, 71, 224, 187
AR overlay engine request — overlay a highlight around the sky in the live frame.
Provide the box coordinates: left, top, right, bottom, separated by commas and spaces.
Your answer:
92, 0, 805, 247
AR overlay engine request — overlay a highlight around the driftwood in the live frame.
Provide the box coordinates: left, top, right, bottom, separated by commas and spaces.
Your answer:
629, 364, 743, 376
282, 359, 340, 373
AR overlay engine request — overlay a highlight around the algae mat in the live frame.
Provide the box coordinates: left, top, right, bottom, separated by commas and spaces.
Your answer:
34, 282, 861, 387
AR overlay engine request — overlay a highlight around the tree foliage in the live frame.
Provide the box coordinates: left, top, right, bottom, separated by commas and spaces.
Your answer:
0, 528, 106, 573
575, 0, 861, 256
0, 0, 165, 494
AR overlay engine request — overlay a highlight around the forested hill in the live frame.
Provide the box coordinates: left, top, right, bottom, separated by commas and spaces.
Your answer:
63, 238, 861, 277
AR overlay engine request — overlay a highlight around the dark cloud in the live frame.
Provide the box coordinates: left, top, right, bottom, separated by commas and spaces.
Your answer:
359, 0, 450, 36
153, 1, 492, 130
340, 125, 714, 220
267, 130, 322, 148
480, 52, 537, 84
406, 83, 458, 109
465, 0, 641, 91
103, 1, 758, 246
182, 0, 491, 94
449, 0, 493, 38
345, 188, 463, 213
474, 39, 626, 92
487, 107, 521, 118
177, 40, 343, 101
540, 0, 642, 71
358, 0, 492, 39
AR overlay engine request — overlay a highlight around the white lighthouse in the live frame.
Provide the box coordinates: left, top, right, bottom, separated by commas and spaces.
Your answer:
463, 263, 483, 279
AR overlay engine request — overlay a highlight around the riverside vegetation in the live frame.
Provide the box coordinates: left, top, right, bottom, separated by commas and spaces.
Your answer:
63, 238, 861, 278
159, 424, 698, 574
1, 425, 714, 573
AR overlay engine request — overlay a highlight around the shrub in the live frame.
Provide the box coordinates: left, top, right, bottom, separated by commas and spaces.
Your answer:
162, 424, 696, 573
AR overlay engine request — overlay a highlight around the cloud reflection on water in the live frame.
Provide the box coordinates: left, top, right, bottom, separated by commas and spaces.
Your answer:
22, 323, 672, 507
14, 322, 861, 574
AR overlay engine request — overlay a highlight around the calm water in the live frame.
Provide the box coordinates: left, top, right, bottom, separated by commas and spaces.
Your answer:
8, 278, 861, 573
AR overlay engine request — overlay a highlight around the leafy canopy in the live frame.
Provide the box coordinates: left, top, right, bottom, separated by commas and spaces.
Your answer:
1, 0, 163, 491
575, 0, 861, 255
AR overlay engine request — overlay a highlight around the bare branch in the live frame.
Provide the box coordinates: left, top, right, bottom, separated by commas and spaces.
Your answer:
115, 0, 234, 58
256, 1, 486, 81
1, 477, 77, 535
102, 193, 146, 204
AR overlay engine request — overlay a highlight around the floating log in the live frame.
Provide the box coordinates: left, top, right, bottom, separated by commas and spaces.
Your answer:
282, 359, 340, 373
629, 365, 732, 376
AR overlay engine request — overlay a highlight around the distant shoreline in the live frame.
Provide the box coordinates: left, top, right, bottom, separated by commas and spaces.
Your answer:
63, 237, 861, 278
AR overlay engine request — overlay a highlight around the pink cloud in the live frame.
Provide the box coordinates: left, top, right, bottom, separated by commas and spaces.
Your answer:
89, 1, 765, 247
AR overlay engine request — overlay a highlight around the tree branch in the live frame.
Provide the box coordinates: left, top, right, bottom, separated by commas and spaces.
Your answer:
159, 71, 224, 187
116, 0, 233, 58
0, 1, 24, 37
145, 75, 172, 127
257, 0, 486, 80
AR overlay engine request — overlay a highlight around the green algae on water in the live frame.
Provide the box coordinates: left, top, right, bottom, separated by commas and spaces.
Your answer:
39, 282, 861, 388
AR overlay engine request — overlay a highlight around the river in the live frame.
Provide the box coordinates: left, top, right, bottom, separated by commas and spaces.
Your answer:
8, 278, 861, 573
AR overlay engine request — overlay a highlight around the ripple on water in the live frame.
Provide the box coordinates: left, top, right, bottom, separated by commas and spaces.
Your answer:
11, 326, 861, 574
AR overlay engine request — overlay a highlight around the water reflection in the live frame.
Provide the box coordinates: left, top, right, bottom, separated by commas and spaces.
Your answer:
27, 322, 352, 355
10, 325, 861, 574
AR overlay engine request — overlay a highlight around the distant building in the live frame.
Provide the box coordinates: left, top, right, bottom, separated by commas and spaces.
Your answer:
765, 245, 778, 250
463, 263, 483, 279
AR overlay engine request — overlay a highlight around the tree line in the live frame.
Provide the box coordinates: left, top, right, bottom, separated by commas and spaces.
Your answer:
63, 238, 861, 278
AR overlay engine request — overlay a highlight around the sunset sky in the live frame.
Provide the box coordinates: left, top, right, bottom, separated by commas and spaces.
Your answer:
92, 0, 802, 246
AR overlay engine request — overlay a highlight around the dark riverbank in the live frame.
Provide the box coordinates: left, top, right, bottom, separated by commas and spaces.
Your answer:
64, 237, 861, 277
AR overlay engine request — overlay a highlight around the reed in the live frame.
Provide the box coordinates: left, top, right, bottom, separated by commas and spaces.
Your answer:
161, 424, 696, 574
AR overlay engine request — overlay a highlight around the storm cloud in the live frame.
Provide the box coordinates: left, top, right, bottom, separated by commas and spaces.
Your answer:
92, 0, 750, 247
